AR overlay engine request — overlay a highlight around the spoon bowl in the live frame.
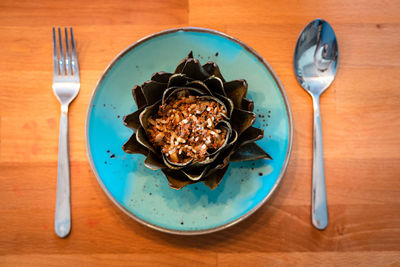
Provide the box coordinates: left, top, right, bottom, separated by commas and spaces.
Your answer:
294, 19, 338, 95
294, 19, 338, 230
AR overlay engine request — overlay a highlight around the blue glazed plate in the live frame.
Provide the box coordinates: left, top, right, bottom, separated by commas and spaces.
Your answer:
86, 28, 293, 235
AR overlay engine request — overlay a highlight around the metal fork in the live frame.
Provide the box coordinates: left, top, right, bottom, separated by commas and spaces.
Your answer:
52, 27, 80, 238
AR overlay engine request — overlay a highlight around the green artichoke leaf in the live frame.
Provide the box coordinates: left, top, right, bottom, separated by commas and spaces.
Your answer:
230, 142, 272, 162
132, 85, 147, 109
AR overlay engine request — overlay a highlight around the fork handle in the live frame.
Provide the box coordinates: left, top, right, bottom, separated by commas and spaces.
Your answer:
311, 95, 328, 230
55, 105, 71, 238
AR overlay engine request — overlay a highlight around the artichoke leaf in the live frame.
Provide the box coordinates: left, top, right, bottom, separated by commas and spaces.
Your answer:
174, 51, 193, 74
162, 153, 193, 170
136, 126, 156, 154
203, 76, 226, 96
242, 97, 254, 111
182, 166, 210, 181
227, 129, 238, 147
151, 71, 172, 83
123, 106, 145, 132
174, 59, 186, 74
141, 80, 168, 106
132, 85, 147, 108
162, 168, 195, 190
181, 58, 210, 81
203, 62, 226, 82
167, 73, 190, 88
144, 152, 166, 170
214, 93, 234, 119
230, 142, 272, 162
224, 80, 248, 109
122, 133, 148, 155
230, 108, 256, 135
210, 143, 236, 171
203, 165, 229, 190
189, 153, 218, 167
138, 100, 161, 129
236, 126, 264, 147
185, 80, 213, 95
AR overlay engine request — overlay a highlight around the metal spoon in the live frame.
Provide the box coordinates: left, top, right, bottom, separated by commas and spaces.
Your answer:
294, 19, 338, 230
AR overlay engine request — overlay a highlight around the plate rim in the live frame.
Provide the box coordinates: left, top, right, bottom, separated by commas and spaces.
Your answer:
85, 27, 293, 235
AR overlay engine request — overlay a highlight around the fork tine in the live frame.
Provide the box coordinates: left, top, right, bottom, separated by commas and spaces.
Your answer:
58, 27, 65, 75
70, 27, 79, 75
52, 27, 59, 76
64, 27, 71, 75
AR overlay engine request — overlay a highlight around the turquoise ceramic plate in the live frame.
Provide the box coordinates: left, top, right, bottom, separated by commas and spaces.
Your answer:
86, 27, 293, 235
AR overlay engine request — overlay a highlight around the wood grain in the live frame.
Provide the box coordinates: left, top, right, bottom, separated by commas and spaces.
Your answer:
1, 0, 399, 266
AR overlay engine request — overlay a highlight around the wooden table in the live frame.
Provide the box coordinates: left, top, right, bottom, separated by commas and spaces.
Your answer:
1, 0, 399, 266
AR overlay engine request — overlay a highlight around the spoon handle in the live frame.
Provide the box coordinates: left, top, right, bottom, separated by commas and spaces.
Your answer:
311, 95, 328, 230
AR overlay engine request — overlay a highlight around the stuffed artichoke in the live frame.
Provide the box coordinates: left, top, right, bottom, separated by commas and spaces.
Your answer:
123, 52, 271, 190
